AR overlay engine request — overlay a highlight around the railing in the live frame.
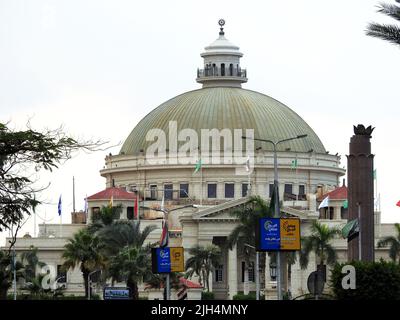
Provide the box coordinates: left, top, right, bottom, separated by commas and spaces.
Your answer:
197, 67, 247, 78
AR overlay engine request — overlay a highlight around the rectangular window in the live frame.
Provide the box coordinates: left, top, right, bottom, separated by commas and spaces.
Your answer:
164, 184, 173, 200
127, 206, 134, 220
269, 184, 274, 198
57, 265, 67, 283
284, 184, 295, 201
180, 183, 189, 198
215, 264, 223, 282
225, 183, 234, 198
242, 183, 248, 197
298, 184, 306, 200
248, 262, 255, 282
150, 184, 157, 200
208, 184, 217, 198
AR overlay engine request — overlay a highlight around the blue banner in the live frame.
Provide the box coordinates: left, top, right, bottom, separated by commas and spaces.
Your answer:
259, 218, 280, 250
156, 248, 171, 273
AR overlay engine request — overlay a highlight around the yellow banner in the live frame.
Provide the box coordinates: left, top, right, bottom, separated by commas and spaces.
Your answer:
280, 218, 301, 250
170, 247, 185, 272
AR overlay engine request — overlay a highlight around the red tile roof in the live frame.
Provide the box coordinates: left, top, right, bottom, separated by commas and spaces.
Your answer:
87, 187, 137, 201
180, 277, 203, 289
318, 185, 347, 201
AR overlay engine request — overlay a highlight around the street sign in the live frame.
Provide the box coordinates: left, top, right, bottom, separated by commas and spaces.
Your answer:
103, 287, 130, 300
152, 247, 185, 273
256, 217, 301, 251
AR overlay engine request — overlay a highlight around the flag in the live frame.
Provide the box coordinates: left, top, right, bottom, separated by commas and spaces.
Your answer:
159, 219, 169, 247
134, 194, 138, 219
245, 155, 250, 172
194, 159, 202, 173
396, 200, 400, 207
343, 199, 348, 209
291, 159, 298, 170
342, 218, 359, 240
318, 196, 329, 209
57, 195, 62, 216
109, 195, 113, 208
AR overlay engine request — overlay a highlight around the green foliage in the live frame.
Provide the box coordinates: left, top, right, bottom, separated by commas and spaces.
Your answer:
331, 260, 400, 300
299, 220, 341, 269
201, 291, 215, 300
233, 292, 256, 300
185, 245, 221, 292
88, 205, 123, 233
0, 121, 105, 232
377, 223, 400, 263
366, 0, 400, 46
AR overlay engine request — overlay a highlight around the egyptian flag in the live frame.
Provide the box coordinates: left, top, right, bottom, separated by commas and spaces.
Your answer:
159, 219, 169, 248
134, 194, 138, 219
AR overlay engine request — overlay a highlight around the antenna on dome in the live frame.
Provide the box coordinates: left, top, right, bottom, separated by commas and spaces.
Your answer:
218, 19, 225, 35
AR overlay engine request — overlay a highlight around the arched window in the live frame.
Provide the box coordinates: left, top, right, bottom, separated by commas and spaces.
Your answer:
221, 63, 225, 76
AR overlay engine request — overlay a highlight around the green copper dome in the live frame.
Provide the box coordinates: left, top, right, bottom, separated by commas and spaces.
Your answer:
120, 87, 325, 155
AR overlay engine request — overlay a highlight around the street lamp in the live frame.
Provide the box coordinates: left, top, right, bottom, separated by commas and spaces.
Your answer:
269, 262, 277, 281
242, 133, 308, 300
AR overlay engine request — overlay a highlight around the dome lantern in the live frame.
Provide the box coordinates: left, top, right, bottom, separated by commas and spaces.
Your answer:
196, 19, 248, 88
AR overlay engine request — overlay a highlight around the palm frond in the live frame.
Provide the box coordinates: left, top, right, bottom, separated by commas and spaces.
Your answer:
366, 22, 400, 45
377, 2, 400, 22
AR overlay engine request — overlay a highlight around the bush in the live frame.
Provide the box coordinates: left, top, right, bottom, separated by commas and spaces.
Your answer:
233, 292, 256, 300
201, 291, 215, 300
331, 260, 400, 300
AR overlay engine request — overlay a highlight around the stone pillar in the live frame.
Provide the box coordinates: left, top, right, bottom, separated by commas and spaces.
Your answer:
333, 206, 341, 220
228, 244, 238, 299
347, 125, 375, 262
208, 271, 213, 293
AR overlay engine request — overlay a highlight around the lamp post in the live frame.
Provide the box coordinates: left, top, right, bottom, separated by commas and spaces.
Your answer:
242, 134, 308, 300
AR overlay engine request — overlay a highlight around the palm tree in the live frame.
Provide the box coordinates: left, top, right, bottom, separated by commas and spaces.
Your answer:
366, 0, 400, 47
299, 220, 341, 271
97, 220, 157, 256
108, 245, 153, 300
62, 229, 106, 298
227, 196, 272, 293
185, 245, 221, 292
87, 205, 122, 234
377, 223, 400, 263
20, 246, 45, 282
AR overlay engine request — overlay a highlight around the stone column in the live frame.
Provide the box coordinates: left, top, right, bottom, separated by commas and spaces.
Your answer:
208, 271, 213, 293
334, 206, 341, 220
228, 244, 238, 299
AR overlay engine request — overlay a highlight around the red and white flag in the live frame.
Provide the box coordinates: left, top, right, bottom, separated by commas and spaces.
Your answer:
159, 219, 169, 247
396, 200, 400, 207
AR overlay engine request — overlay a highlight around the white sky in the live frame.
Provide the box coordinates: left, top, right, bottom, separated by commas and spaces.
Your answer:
1, 0, 400, 244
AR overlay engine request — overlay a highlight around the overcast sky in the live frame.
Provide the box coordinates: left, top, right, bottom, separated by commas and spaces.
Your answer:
1, 0, 400, 243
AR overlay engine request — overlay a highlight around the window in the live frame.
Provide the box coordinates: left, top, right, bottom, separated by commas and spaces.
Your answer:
241, 261, 255, 282
127, 206, 134, 220
225, 183, 234, 198
150, 184, 157, 200
229, 63, 233, 76
284, 184, 295, 201
215, 264, 223, 282
180, 183, 189, 198
248, 262, 255, 282
242, 183, 248, 197
57, 265, 67, 283
269, 184, 274, 198
221, 63, 225, 76
164, 184, 173, 200
298, 184, 306, 200
208, 184, 217, 198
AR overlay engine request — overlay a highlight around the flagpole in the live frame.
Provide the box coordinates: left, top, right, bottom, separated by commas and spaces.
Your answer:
200, 164, 203, 206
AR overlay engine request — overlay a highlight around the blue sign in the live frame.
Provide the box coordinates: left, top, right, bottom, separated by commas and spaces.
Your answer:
103, 287, 130, 300
155, 248, 171, 273
259, 218, 280, 250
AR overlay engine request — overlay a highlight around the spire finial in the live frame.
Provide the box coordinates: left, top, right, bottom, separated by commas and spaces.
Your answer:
218, 19, 225, 36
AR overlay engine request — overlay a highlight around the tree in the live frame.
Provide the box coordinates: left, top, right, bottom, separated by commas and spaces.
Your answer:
227, 196, 272, 293
86, 205, 123, 235
20, 246, 46, 282
299, 220, 341, 270
0, 249, 23, 299
108, 245, 153, 300
185, 245, 221, 292
377, 223, 400, 263
62, 229, 106, 298
0, 121, 108, 233
366, 0, 400, 47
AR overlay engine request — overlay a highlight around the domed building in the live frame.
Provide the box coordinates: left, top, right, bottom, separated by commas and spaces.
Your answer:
6, 21, 396, 300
